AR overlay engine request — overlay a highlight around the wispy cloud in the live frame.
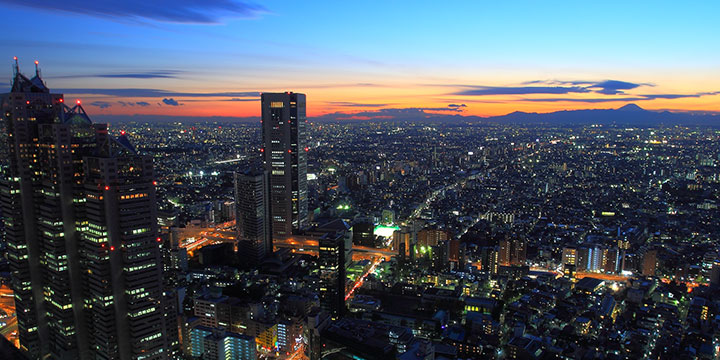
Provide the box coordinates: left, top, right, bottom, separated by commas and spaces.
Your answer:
0, 0, 266, 24
520, 91, 720, 103
119, 101, 153, 107
301, 83, 381, 89
454, 86, 591, 96
454, 79, 653, 97
521, 97, 649, 103
53, 70, 183, 79
315, 106, 470, 122
57, 88, 259, 99
222, 98, 260, 102
640, 91, 720, 100
447, 79, 720, 104
88, 101, 112, 109
327, 101, 390, 107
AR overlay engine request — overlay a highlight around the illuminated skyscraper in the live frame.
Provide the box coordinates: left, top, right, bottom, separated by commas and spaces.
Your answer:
318, 233, 345, 320
234, 169, 271, 267
261, 92, 308, 239
1, 62, 177, 359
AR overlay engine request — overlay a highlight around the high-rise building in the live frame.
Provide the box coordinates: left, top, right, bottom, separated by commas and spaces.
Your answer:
318, 232, 345, 320
577, 245, 604, 272
481, 247, 499, 274
642, 248, 658, 276
562, 247, 577, 266
513, 239, 526, 266
189, 326, 257, 360
432, 241, 449, 271
710, 259, 720, 287
603, 247, 621, 273
392, 228, 412, 258
448, 239, 460, 263
417, 228, 449, 248
83, 141, 174, 360
261, 92, 308, 239
1, 63, 176, 359
1, 60, 65, 359
234, 169, 271, 267
499, 238, 526, 266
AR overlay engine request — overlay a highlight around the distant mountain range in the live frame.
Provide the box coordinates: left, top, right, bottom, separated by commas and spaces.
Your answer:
95, 104, 720, 126
482, 104, 720, 126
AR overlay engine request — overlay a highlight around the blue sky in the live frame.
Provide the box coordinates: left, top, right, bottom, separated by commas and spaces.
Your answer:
1, 1, 718, 117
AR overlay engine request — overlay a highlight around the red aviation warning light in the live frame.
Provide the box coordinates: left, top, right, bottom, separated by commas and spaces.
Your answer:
304, 147, 309, 152
59, 98, 63, 103
120, 130, 126, 136
76, 99, 81, 105
104, 186, 110, 191
110, 246, 115, 251
156, 237, 162, 242
34, 60, 38, 65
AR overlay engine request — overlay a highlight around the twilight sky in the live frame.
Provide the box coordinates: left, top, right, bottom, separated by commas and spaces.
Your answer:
2, 1, 719, 119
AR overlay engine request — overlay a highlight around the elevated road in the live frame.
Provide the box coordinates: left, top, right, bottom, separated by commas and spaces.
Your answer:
273, 239, 396, 259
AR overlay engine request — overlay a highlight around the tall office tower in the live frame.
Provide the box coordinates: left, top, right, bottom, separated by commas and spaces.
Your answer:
234, 169, 271, 267
83, 142, 174, 360
1, 60, 66, 358
1, 63, 176, 359
318, 232, 345, 320
261, 92, 308, 239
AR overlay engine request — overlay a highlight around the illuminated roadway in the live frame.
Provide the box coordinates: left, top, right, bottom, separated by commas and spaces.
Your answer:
273, 239, 396, 260
345, 257, 383, 301
0, 284, 18, 347
178, 220, 236, 254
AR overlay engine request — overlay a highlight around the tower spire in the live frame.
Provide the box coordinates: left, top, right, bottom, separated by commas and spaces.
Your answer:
12, 56, 18, 76
34, 60, 40, 78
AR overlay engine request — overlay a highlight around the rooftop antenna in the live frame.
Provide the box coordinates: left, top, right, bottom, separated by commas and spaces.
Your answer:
34, 60, 41, 78
12, 56, 18, 77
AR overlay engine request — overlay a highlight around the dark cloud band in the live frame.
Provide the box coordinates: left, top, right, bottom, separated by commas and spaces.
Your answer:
0, 0, 265, 24
57, 88, 260, 98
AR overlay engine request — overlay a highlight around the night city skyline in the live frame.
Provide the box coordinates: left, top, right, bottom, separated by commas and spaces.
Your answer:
2, 2, 720, 360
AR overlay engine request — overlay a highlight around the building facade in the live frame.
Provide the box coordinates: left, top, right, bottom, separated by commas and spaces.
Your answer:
261, 92, 308, 239
318, 233, 345, 320
234, 169, 271, 267
0, 65, 176, 360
